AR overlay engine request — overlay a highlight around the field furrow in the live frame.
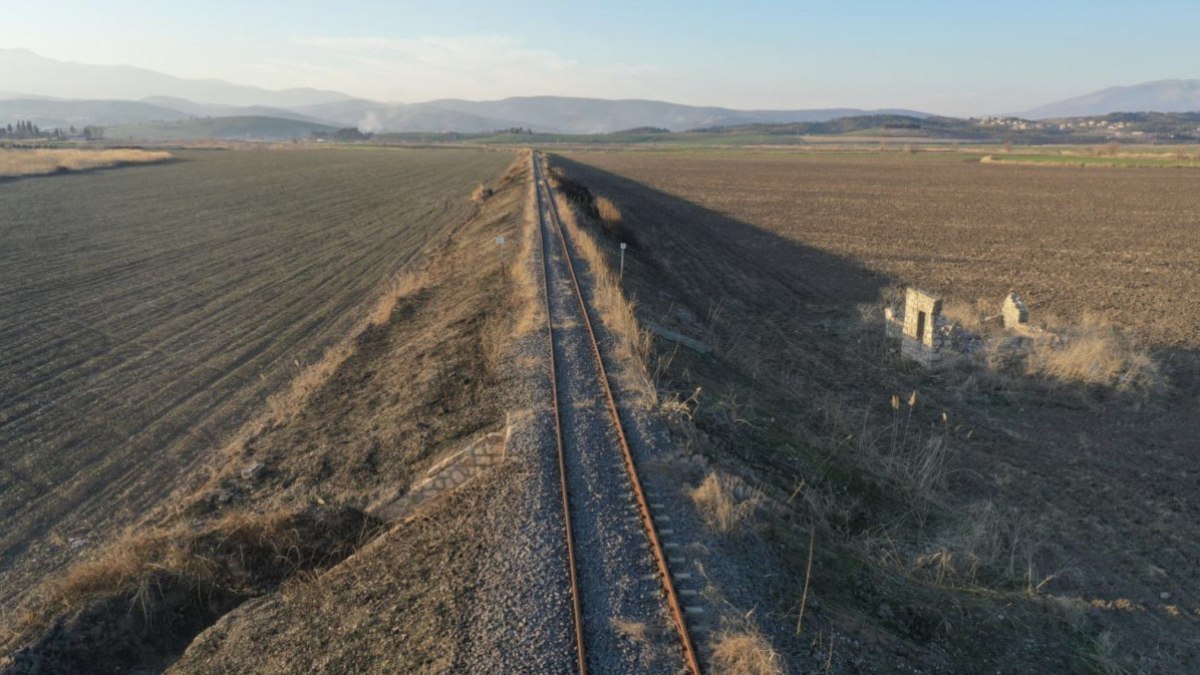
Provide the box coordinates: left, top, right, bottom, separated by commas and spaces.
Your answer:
0, 147, 512, 602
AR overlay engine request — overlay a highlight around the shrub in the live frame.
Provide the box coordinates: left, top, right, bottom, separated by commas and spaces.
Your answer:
690, 472, 760, 534
595, 195, 622, 224
471, 183, 493, 202
1024, 314, 1161, 393
711, 627, 784, 675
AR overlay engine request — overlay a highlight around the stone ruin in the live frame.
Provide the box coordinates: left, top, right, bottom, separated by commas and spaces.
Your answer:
1002, 291, 1028, 331
885, 287, 1038, 365
885, 288, 947, 364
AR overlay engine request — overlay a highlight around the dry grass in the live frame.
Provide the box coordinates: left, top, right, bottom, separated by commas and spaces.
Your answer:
471, 183, 493, 202
711, 626, 785, 675
925, 296, 1163, 396
39, 527, 197, 615
547, 160, 656, 405
940, 297, 995, 332
0, 148, 171, 178
595, 194, 623, 223
36, 508, 317, 618
864, 393, 950, 507
3, 505, 377, 667
690, 472, 761, 534
264, 346, 353, 429
1083, 630, 1133, 675
212, 263, 432, 492
511, 152, 543, 337
368, 271, 427, 327
1024, 313, 1163, 393
611, 617, 649, 644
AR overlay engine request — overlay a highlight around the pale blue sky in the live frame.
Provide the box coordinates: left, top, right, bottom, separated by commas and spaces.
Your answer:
5, 0, 1198, 114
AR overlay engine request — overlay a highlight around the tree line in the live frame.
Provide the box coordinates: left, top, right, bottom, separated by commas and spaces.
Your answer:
0, 120, 105, 140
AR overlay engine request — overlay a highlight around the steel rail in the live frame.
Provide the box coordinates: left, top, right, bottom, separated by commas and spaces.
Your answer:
536, 153, 703, 675
534, 154, 588, 674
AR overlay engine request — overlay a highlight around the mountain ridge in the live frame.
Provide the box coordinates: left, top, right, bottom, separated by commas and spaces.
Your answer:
6, 49, 1197, 132
0, 48, 351, 108
1018, 79, 1200, 118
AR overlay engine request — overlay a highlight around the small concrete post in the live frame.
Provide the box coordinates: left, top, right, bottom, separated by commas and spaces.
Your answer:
619, 242, 627, 280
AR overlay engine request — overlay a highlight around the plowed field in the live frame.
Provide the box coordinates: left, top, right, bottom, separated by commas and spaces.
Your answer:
563, 150, 1200, 350
0, 147, 511, 600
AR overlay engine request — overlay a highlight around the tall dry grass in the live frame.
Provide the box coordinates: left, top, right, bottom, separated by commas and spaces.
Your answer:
690, 472, 761, 534
1024, 313, 1162, 393
911, 296, 1163, 395
511, 156, 544, 338
5, 506, 375, 655
548, 166, 656, 405
0, 148, 171, 178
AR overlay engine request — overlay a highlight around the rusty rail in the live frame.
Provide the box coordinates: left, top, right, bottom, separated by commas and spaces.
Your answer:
534, 155, 589, 674
535, 153, 703, 675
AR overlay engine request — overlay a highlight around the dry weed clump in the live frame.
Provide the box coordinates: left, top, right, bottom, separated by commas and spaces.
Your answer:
690, 472, 761, 534
595, 195, 623, 224
873, 393, 950, 507
711, 625, 785, 675
40, 527, 199, 614
610, 617, 649, 644
0, 148, 171, 178
471, 183, 494, 202
1024, 313, 1162, 393
910, 294, 1162, 397
899, 500, 1038, 589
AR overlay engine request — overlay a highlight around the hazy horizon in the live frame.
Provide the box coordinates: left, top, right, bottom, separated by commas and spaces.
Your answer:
5, 0, 1200, 116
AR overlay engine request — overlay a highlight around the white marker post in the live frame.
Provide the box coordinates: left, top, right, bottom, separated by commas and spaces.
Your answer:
496, 235, 506, 275
619, 242, 627, 280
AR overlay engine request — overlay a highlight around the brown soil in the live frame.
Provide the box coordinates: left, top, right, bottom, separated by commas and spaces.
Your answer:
0, 147, 512, 607
552, 151, 1200, 674
2, 152, 533, 673
563, 150, 1200, 351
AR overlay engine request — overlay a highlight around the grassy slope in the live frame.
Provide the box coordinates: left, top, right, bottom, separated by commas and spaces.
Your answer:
0, 147, 512, 607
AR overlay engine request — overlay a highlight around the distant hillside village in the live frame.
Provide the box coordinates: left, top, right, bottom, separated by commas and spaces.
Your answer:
0, 120, 104, 141
973, 112, 1200, 141
977, 116, 1150, 137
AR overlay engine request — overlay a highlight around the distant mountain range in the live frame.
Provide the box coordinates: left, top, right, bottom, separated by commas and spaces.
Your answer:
1, 48, 1197, 137
0, 48, 929, 135
1017, 79, 1200, 119
0, 48, 346, 108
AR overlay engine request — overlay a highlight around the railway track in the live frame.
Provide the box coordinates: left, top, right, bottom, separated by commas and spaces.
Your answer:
533, 153, 702, 675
